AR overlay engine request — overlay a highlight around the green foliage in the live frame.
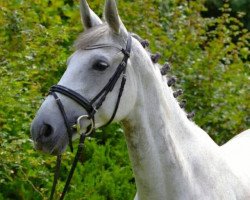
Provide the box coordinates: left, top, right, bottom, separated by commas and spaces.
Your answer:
0, 0, 249, 199
204, 0, 250, 30
159, 0, 249, 144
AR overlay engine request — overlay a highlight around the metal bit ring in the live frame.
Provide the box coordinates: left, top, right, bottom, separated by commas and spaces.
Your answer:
74, 115, 94, 136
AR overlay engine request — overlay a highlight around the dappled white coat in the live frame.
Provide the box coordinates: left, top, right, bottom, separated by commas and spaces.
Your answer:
75, 1, 250, 199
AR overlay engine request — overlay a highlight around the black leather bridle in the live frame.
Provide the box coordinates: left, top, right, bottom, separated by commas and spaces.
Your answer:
48, 34, 132, 200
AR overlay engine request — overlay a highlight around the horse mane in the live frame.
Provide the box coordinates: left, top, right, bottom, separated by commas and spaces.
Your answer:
131, 33, 194, 118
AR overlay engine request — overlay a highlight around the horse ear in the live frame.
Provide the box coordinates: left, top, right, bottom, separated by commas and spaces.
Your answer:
104, 0, 123, 33
80, 0, 102, 30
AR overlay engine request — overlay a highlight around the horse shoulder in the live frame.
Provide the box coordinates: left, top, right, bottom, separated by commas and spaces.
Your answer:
220, 129, 250, 193
220, 129, 250, 157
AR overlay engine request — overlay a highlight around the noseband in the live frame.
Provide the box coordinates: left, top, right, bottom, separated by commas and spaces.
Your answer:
48, 35, 132, 200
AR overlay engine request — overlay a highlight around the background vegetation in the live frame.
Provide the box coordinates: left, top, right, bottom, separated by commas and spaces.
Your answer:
204, 0, 250, 30
0, 0, 249, 199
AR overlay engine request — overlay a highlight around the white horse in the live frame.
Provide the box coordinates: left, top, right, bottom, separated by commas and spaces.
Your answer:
31, 0, 250, 199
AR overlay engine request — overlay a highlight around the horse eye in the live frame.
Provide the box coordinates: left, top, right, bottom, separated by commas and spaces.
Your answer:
92, 61, 109, 71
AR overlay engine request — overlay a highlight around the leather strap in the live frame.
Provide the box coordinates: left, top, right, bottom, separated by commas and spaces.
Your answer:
59, 132, 87, 200
50, 85, 93, 114
50, 92, 74, 152
49, 155, 62, 200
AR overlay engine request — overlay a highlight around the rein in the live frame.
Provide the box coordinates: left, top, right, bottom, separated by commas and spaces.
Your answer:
48, 35, 132, 200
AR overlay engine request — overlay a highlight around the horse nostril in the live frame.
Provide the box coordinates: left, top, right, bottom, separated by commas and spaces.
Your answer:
41, 124, 53, 138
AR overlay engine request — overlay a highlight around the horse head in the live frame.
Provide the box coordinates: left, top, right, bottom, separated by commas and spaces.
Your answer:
31, 0, 145, 155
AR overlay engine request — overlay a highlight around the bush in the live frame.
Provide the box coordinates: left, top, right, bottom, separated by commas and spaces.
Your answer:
204, 0, 250, 30
0, 0, 249, 199
159, 0, 249, 144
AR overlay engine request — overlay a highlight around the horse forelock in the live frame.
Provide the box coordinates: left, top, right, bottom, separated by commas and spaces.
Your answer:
74, 24, 110, 49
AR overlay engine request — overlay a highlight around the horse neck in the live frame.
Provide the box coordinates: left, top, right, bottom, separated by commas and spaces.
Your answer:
122, 46, 220, 199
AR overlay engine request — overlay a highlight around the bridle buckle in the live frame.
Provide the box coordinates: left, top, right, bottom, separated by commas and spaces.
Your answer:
121, 48, 130, 58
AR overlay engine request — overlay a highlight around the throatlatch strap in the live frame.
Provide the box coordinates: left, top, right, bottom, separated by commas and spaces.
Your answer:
104, 70, 127, 127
